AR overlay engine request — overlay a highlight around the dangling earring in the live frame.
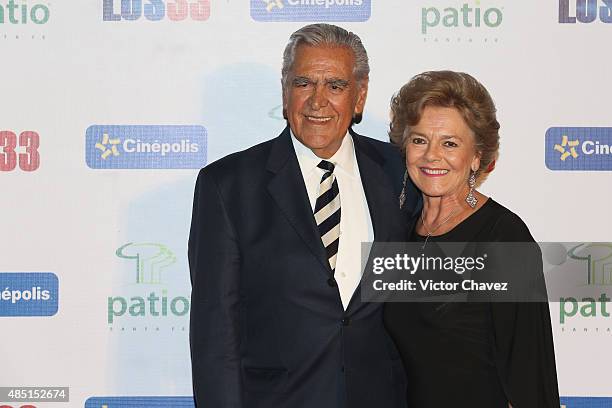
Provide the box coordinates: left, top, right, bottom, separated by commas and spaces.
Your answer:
399, 171, 408, 209
466, 171, 477, 208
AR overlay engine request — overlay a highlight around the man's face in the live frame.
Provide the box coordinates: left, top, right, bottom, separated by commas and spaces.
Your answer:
283, 45, 368, 159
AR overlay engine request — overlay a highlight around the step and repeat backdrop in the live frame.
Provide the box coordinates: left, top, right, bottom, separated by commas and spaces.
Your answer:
1, 0, 612, 407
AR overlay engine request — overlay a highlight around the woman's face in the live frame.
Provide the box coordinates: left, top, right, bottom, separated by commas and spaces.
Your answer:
405, 106, 481, 200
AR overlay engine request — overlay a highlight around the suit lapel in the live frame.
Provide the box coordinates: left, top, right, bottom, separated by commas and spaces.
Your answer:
346, 131, 401, 312
352, 132, 398, 243
266, 127, 332, 276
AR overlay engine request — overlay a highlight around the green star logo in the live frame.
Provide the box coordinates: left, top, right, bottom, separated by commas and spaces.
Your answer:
554, 135, 579, 161
264, 0, 284, 12
95, 133, 121, 160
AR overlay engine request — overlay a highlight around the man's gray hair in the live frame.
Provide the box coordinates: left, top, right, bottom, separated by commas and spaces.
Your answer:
281, 23, 370, 88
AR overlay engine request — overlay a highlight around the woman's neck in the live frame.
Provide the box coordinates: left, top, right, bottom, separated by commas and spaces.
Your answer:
417, 190, 488, 237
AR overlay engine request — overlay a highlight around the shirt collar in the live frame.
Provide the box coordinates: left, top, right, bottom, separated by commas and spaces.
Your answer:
290, 129, 357, 178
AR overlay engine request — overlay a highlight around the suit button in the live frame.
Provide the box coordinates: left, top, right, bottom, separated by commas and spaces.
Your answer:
327, 278, 337, 287
341, 317, 350, 326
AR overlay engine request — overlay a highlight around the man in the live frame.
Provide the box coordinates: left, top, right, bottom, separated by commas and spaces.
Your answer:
189, 24, 419, 408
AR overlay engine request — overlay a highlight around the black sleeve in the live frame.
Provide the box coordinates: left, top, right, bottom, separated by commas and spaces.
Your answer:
488, 210, 561, 407
188, 168, 243, 408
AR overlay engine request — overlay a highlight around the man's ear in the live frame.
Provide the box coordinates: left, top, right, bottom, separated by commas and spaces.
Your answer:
281, 81, 288, 120
354, 80, 369, 116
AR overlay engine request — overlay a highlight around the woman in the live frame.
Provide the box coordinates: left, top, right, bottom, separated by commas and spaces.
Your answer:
384, 71, 560, 407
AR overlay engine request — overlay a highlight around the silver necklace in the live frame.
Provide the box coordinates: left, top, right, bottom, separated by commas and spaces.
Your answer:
420, 209, 458, 249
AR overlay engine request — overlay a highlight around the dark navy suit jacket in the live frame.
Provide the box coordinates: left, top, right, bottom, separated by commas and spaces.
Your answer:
188, 126, 419, 408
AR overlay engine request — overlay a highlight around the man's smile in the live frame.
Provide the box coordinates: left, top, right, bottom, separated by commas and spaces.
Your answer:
304, 115, 333, 123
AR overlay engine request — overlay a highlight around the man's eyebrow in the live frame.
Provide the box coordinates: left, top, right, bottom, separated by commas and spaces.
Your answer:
326, 78, 349, 87
292, 76, 313, 84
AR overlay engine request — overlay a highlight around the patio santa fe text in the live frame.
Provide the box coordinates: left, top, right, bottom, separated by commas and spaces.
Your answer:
370, 254, 508, 292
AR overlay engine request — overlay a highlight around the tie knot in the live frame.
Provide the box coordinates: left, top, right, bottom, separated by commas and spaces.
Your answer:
317, 160, 335, 173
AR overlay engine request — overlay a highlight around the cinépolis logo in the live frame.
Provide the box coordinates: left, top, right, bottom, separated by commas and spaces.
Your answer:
86, 125, 207, 169
0, 272, 58, 317
86, 396, 195, 407
107, 242, 190, 333
420, 1, 503, 43
0, 0, 50, 25
545, 127, 612, 171
560, 397, 612, 407
251, 0, 371, 22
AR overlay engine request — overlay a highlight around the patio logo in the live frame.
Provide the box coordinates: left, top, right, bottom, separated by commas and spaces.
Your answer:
86, 125, 206, 169
421, 1, 503, 34
103, 0, 210, 21
107, 243, 190, 325
545, 127, 612, 171
565, 243, 612, 286
0, 272, 59, 317
0, 0, 50, 24
559, 0, 612, 23
251, 0, 371, 22
115, 242, 176, 284
543, 243, 612, 324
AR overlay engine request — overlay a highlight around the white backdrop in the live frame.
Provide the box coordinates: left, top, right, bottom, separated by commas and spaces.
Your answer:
2, 1, 612, 407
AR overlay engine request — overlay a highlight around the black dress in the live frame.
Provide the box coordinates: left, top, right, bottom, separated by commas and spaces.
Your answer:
384, 198, 560, 408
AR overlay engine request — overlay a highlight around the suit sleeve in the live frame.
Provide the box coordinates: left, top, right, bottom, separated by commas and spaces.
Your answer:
188, 168, 243, 408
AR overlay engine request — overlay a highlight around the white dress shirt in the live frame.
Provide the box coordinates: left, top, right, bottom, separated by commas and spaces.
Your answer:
290, 131, 374, 309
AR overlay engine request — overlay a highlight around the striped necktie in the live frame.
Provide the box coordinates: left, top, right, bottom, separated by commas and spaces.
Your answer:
314, 160, 341, 273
